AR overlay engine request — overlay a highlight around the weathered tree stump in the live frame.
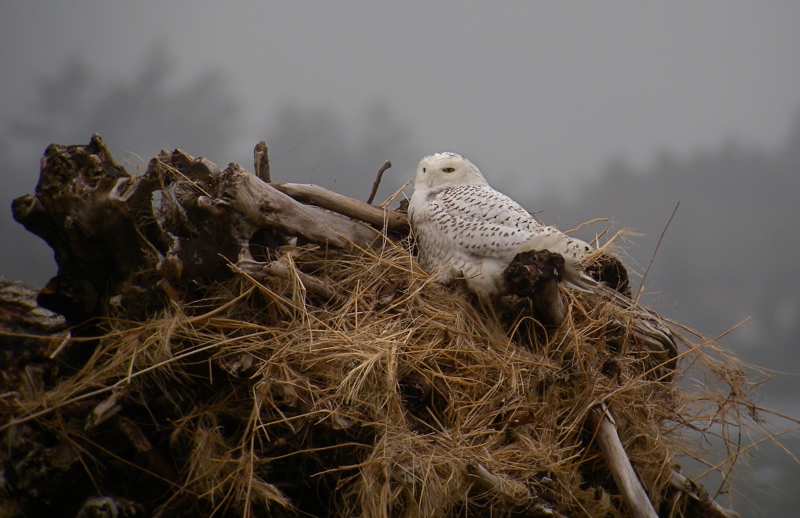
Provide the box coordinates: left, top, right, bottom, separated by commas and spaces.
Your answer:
11, 135, 396, 328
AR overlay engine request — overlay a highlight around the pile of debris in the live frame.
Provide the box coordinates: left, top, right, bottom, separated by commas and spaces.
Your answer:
1, 136, 755, 517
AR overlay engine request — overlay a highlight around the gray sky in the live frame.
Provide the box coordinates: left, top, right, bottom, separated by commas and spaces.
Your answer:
3, 1, 799, 194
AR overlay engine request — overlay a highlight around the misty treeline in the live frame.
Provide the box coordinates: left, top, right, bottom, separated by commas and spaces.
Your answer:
555, 119, 800, 367
2, 48, 799, 515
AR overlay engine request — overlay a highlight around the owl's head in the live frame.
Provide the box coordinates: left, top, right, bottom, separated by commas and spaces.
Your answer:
414, 152, 487, 190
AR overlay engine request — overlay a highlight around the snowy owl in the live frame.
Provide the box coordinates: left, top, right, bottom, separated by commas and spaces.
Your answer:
408, 152, 597, 298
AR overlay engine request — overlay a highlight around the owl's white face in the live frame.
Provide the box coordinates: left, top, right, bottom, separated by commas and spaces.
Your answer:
414, 152, 487, 190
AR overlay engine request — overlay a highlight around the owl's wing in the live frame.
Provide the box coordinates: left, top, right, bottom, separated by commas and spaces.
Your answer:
434, 185, 593, 263
428, 185, 537, 259
436, 185, 533, 226
415, 184, 596, 292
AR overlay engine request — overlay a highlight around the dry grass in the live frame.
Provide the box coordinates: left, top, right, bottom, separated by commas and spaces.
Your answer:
6, 236, 782, 517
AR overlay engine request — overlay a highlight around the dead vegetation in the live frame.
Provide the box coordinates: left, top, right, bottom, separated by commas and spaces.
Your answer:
1, 135, 788, 517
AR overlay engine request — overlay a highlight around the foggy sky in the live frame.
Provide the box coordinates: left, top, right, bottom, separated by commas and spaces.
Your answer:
3, 2, 800, 194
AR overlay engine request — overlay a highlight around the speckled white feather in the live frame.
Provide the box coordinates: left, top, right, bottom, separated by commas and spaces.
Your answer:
408, 152, 596, 298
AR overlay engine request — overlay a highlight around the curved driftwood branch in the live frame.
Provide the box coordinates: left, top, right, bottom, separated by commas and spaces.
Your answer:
589, 404, 658, 518
271, 182, 408, 233
220, 167, 384, 250
366, 159, 392, 205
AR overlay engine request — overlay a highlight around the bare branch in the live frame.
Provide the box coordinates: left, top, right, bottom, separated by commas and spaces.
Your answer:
366, 160, 392, 205
667, 470, 740, 518
589, 404, 658, 518
220, 167, 385, 250
235, 258, 343, 305
271, 182, 408, 233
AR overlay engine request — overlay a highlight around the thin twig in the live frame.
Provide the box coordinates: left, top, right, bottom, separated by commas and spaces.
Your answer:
366, 160, 392, 205
635, 201, 679, 304
233, 258, 344, 305
667, 470, 739, 518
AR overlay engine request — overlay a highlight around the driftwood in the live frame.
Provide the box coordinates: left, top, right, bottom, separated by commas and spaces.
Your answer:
253, 140, 271, 182
218, 163, 385, 250
271, 181, 407, 233
10, 135, 391, 327
665, 470, 741, 518
366, 159, 392, 205
589, 405, 658, 518
2, 135, 740, 517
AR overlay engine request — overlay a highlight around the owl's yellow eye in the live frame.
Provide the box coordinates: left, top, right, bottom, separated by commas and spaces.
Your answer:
442, 167, 455, 173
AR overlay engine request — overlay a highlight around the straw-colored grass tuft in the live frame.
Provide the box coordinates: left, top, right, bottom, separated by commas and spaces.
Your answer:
5, 237, 773, 516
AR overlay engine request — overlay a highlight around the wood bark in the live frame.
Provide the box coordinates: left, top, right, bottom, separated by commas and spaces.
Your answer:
253, 140, 271, 182
218, 164, 385, 250
10, 135, 396, 327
